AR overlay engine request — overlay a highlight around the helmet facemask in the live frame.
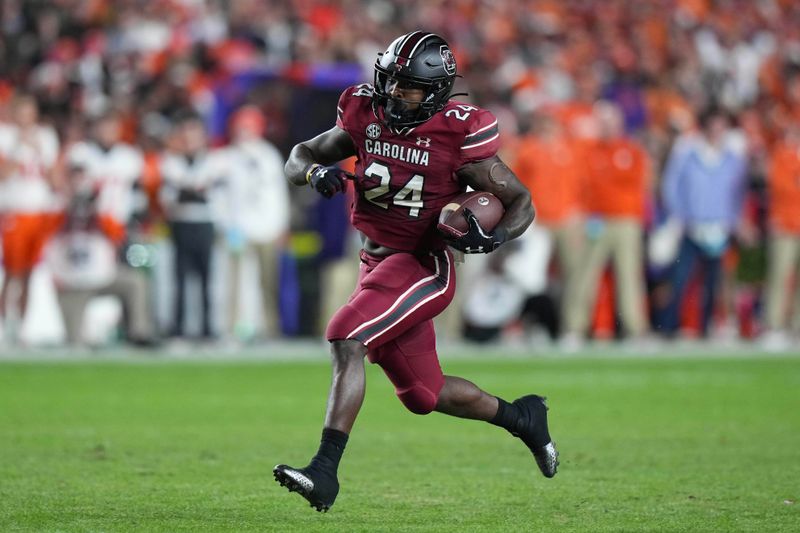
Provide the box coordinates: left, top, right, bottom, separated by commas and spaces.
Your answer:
373, 70, 446, 129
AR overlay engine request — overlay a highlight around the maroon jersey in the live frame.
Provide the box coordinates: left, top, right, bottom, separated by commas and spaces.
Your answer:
336, 84, 500, 252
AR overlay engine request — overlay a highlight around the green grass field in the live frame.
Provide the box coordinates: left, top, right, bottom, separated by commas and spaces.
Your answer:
1, 353, 798, 532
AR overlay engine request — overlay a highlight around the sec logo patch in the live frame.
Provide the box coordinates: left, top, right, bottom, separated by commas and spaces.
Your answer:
366, 123, 382, 139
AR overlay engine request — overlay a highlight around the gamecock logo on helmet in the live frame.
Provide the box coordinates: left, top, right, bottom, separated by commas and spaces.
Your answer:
440, 46, 456, 75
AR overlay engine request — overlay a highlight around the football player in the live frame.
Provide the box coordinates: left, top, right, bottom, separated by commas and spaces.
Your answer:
274, 32, 558, 512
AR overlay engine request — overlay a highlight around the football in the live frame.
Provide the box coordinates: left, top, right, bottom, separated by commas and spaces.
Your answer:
437, 191, 505, 238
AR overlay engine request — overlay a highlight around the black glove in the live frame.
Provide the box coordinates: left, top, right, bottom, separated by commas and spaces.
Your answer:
446, 208, 507, 254
305, 164, 351, 198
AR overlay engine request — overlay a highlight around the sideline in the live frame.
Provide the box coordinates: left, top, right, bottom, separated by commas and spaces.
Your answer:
1, 338, 798, 363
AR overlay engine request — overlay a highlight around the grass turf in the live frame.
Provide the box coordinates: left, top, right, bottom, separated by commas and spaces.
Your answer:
0, 354, 798, 532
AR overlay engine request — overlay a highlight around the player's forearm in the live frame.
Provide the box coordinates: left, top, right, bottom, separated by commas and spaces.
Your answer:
285, 127, 357, 187
494, 191, 535, 242
285, 143, 317, 187
285, 142, 346, 187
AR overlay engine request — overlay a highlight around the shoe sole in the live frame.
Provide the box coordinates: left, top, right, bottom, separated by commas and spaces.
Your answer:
535, 441, 560, 478
273, 465, 331, 513
528, 396, 560, 478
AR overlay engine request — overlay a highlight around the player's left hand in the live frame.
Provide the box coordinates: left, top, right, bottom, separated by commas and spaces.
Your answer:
306, 164, 352, 199
445, 208, 506, 254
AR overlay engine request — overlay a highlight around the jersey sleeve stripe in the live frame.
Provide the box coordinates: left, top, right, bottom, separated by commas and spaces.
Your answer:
465, 119, 498, 138
461, 124, 499, 148
461, 132, 500, 150
462, 125, 498, 145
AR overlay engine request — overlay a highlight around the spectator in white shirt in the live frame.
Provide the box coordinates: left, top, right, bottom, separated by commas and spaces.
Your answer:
223, 105, 289, 341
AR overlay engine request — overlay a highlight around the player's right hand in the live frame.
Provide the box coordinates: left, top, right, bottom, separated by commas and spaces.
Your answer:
306, 164, 351, 199
445, 208, 506, 254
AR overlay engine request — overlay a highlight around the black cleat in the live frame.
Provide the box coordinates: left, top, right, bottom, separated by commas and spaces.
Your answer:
273, 464, 339, 512
510, 395, 559, 478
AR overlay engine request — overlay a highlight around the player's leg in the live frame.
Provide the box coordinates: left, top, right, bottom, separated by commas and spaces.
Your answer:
341, 249, 555, 476
324, 339, 368, 432
274, 337, 366, 512
436, 375, 498, 420
273, 340, 366, 513
438, 375, 558, 477
274, 254, 374, 512
373, 319, 558, 478
275, 250, 454, 511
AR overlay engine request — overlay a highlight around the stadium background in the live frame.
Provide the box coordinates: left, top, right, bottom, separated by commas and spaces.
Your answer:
0, 2, 799, 532
1, 0, 799, 348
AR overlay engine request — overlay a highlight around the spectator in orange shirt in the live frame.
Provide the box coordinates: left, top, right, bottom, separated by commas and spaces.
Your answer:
761, 124, 800, 349
553, 73, 600, 140
511, 113, 585, 339
565, 101, 651, 342
0, 95, 59, 345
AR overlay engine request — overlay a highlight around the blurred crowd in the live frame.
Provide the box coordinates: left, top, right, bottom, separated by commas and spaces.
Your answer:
1, 0, 799, 351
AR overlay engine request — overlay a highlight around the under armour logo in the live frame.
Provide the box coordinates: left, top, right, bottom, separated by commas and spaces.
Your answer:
465, 246, 484, 253
416, 137, 431, 147
317, 168, 327, 177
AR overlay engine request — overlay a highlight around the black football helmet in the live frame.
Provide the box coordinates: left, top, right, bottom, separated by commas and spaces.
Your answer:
373, 31, 457, 129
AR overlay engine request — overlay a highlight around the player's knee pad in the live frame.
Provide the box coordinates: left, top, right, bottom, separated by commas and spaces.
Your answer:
396, 383, 439, 415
